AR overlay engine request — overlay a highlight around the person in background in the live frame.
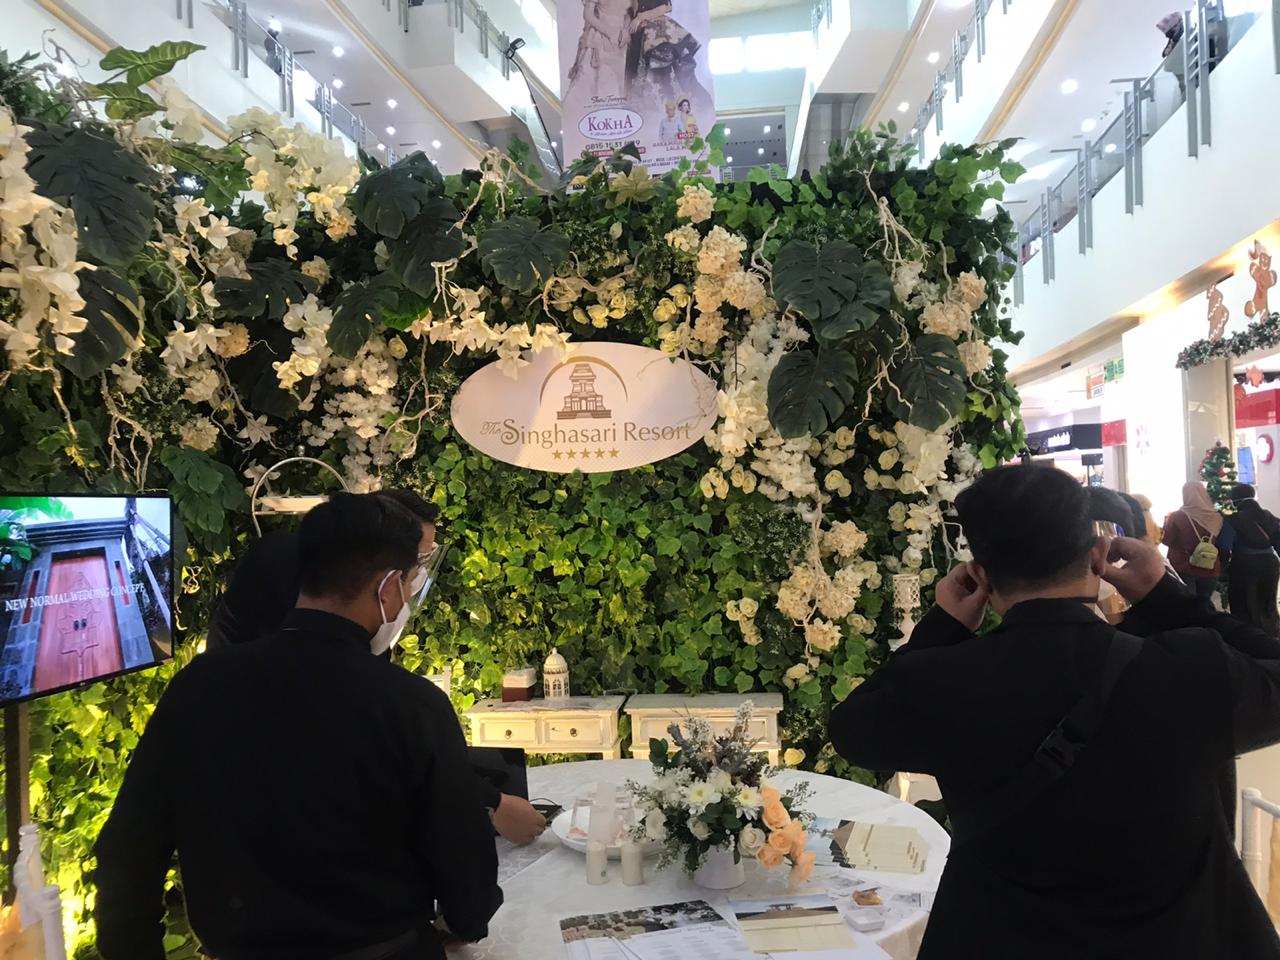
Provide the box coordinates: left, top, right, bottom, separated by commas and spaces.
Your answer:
828, 464, 1280, 959
1220, 482, 1280, 636
1132, 493, 1163, 547
1086, 488, 1135, 623
1162, 480, 1224, 602
264, 26, 283, 77
95, 493, 503, 960
206, 488, 547, 846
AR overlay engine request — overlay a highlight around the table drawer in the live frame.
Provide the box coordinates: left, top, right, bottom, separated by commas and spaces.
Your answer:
545, 717, 605, 747
475, 717, 539, 746
710, 717, 773, 745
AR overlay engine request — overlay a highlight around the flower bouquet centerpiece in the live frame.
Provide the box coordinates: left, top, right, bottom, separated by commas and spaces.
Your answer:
628, 702, 815, 890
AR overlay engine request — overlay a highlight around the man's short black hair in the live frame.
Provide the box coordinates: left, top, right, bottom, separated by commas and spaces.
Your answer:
1088, 488, 1134, 534
373, 488, 440, 525
297, 493, 422, 600
1117, 492, 1148, 541
955, 465, 1097, 592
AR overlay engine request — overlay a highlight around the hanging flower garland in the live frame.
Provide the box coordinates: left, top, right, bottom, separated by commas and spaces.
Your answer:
1176, 311, 1280, 369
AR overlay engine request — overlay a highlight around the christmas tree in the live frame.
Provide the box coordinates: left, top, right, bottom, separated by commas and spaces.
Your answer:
1201, 442, 1238, 513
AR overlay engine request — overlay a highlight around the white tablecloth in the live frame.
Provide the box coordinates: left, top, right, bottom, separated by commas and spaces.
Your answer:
454, 760, 949, 960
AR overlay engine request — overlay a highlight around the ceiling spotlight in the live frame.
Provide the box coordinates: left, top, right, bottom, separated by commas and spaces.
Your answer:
724, 126, 731, 136
1104, 142, 1118, 154
1060, 78, 1079, 94
1080, 117, 1097, 133
926, 50, 940, 64
376, 143, 385, 151
551, 140, 558, 147
332, 45, 345, 57
757, 147, 765, 155
431, 138, 442, 149
386, 98, 398, 109
268, 17, 282, 32
726, 155, 734, 163
763, 124, 771, 134
332, 77, 344, 89
897, 101, 910, 113
386, 125, 396, 135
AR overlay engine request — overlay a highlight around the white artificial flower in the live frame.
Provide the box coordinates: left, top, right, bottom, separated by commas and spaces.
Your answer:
687, 817, 712, 842
676, 184, 715, 224
739, 824, 766, 856
734, 786, 763, 818
707, 768, 733, 796
239, 415, 277, 447
684, 780, 722, 815
645, 809, 668, 842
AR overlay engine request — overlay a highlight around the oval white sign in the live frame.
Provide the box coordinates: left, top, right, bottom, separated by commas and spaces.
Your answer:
451, 343, 720, 474
579, 107, 643, 141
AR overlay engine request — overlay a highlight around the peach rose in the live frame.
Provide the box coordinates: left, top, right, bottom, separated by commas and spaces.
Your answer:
762, 800, 790, 831
789, 849, 817, 886
783, 820, 806, 857
768, 830, 792, 853
757, 844, 785, 869
761, 785, 781, 805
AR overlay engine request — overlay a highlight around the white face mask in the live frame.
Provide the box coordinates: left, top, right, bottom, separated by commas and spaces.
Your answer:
371, 570, 411, 656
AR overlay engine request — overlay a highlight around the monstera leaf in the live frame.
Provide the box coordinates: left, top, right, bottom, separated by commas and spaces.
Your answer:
55, 267, 142, 380
214, 258, 317, 320
350, 153, 443, 239
329, 275, 406, 357
766, 347, 859, 439
478, 216, 570, 293
889, 334, 969, 431
772, 240, 867, 321
813, 260, 893, 342
387, 198, 464, 299
25, 126, 159, 269
99, 41, 205, 85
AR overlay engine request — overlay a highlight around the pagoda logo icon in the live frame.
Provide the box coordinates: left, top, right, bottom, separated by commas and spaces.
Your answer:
557, 362, 614, 420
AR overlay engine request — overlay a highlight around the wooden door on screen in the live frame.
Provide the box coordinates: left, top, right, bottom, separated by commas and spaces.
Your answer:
33, 552, 123, 693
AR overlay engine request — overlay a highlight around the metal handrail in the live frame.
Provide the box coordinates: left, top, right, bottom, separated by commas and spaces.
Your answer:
1241, 787, 1280, 902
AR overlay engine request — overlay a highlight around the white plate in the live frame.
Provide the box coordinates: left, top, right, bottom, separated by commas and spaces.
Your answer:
550, 810, 660, 859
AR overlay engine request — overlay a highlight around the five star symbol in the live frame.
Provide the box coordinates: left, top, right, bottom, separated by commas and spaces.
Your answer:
565, 450, 577, 460
552, 450, 563, 460
554, 448, 621, 462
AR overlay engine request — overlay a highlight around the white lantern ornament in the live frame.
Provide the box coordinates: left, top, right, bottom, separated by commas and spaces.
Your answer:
890, 573, 922, 651
543, 648, 570, 700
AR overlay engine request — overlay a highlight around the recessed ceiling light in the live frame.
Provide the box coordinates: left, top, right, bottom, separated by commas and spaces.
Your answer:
726, 155, 734, 163
386, 125, 396, 135
431, 138, 442, 149
332, 45, 344, 57
763, 124, 771, 134
386, 98, 397, 109
1104, 142, 1118, 154
332, 77, 344, 89
1060, 78, 1079, 94
268, 17, 282, 32
377, 143, 385, 151
1080, 117, 1097, 133
757, 147, 764, 155
551, 140, 558, 148
897, 101, 910, 112
724, 126, 731, 136
927, 51, 940, 64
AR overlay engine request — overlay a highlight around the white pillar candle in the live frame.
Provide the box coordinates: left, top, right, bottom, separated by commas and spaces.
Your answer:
586, 841, 610, 885
621, 840, 644, 886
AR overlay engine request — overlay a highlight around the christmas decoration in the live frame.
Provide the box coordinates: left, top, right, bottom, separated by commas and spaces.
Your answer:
1176, 311, 1280, 370
1201, 443, 1238, 513
1207, 281, 1230, 341
1245, 240, 1277, 321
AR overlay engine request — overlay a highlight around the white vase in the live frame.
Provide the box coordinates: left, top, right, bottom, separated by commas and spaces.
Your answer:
694, 843, 746, 890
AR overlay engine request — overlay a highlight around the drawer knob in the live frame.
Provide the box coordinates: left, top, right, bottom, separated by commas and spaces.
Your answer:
570, 727, 578, 737
504, 729, 513, 740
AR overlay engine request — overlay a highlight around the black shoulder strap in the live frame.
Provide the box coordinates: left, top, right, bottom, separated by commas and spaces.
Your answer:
949, 632, 1144, 849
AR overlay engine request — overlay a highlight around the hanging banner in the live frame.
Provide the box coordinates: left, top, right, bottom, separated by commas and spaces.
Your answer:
451, 343, 720, 473
558, 0, 716, 176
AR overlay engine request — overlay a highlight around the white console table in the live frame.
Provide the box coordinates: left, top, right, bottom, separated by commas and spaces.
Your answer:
466, 696, 626, 759
624, 693, 784, 765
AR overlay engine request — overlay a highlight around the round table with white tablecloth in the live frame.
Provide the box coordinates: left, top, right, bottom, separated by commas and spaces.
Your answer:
455, 760, 949, 960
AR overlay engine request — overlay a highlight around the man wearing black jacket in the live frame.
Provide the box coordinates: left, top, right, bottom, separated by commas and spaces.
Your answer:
95, 493, 502, 960
830, 465, 1280, 959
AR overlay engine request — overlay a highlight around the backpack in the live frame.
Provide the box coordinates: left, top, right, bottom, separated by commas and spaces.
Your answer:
1188, 517, 1220, 570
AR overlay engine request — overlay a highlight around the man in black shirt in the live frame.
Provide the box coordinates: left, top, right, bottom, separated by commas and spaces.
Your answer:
830, 465, 1280, 959
95, 493, 502, 960
206, 489, 547, 846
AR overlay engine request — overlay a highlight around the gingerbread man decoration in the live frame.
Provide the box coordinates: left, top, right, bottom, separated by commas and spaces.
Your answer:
1206, 281, 1229, 341
1244, 240, 1276, 320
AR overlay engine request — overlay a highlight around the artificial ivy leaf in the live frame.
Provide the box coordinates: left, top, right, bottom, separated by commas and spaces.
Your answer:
165, 142, 249, 210
329, 275, 405, 357
24, 126, 159, 269
99, 41, 205, 86
609, 166, 657, 205
889, 334, 969, 431
86, 82, 161, 121
349, 153, 442, 239
214, 258, 317, 320
55, 267, 142, 380
387, 198, 465, 299
772, 239, 873, 322
766, 346, 859, 439
478, 216, 570, 293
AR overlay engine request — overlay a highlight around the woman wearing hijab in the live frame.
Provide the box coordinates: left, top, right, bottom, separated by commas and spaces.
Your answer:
1219, 483, 1280, 636
1163, 480, 1225, 601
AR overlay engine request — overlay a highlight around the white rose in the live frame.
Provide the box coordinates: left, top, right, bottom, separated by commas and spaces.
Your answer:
739, 824, 766, 856
645, 809, 668, 842
688, 817, 712, 841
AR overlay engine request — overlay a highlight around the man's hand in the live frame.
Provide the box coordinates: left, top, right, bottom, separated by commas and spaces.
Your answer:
1102, 537, 1167, 604
493, 794, 546, 846
935, 562, 990, 632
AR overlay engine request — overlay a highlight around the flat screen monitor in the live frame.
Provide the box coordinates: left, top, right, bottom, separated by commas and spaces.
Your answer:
0, 495, 174, 704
